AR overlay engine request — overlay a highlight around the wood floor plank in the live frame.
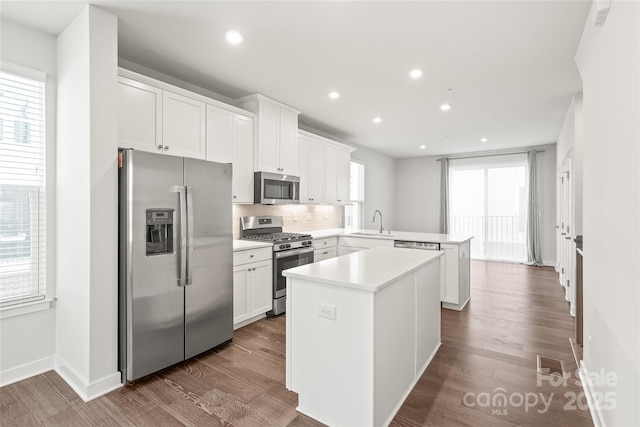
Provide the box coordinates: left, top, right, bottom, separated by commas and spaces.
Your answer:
0, 260, 592, 426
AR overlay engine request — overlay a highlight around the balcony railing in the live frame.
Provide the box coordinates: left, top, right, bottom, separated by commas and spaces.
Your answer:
451, 215, 526, 262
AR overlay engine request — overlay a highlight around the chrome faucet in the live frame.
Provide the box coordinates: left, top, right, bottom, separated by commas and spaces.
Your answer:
372, 210, 386, 234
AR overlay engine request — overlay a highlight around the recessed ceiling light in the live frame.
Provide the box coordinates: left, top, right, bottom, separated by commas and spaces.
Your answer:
373, 116, 382, 124
480, 137, 488, 142
420, 145, 426, 149
440, 103, 451, 111
409, 69, 423, 79
225, 30, 243, 44
329, 91, 340, 100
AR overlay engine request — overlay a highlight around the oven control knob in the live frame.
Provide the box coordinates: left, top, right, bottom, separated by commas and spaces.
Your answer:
286, 244, 291, 249
279, 244, 286, 250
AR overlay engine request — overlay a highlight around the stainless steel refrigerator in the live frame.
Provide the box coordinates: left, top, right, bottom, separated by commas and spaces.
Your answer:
118, 149, 233, 384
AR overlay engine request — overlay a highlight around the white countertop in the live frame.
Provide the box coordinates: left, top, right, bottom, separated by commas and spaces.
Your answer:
283, 246, 443, 292
233, 239, 273, 251
302, 228, 472, 244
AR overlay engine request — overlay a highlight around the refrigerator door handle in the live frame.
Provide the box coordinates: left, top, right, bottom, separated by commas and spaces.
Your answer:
185, 186, 194, 286
174, 185, 187, 287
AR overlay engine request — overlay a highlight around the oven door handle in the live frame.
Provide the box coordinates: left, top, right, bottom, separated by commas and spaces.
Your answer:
275, 247, 315, 259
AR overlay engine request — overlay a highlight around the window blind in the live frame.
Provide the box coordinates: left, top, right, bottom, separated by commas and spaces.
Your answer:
0, 64, 46, 306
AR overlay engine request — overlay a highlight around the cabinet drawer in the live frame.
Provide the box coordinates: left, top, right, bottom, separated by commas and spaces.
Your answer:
233, 247, 272, 265
314, 237, 337, 249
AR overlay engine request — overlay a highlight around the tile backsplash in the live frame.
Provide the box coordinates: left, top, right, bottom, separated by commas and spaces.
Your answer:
232, 204, 343, 239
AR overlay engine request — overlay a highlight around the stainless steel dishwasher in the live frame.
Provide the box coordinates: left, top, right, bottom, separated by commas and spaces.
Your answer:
393, 240, 440, 251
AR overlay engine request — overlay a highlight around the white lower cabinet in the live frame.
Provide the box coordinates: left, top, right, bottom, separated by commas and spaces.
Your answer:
233, 248, 272, 328
314, 237, 338, 261
440, 241, 471, 310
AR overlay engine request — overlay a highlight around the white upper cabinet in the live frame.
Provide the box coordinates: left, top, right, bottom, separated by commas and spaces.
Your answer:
325, 144, 338, 204
117, 76, 162, 152
325, 143, 353, 204
117, 69, 258, 199
335, 146, 351, 204
298, 131, 326, 204
118, 72, 206, 159
232, 114, 256, 203
298, 130, 354, 205
236, 94, 301, 175
278, 108, 299, 174
162, 91, 206, 159
207, 104, 255, 202
206, 104, 233, 164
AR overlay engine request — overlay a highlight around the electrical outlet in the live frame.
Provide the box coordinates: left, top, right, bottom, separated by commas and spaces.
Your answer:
293, 212, 298, 222
57, 317, 64, 336
318, 304, 336, 320
306, 212, 312, 221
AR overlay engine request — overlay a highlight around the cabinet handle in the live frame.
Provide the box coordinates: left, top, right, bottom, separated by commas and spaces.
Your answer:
157, 145, 163, 151
165, 146, 169, 150
233, 195, 237, 199
250, 254, 254, 258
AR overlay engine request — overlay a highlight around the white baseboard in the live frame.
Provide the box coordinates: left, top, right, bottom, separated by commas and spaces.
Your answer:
234, 313, 267, 330
0, 355, 56, 387
579, 360, 607, 427
55, 356, 122, 402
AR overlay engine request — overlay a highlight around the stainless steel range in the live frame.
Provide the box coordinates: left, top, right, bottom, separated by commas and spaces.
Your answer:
240, 216, 314, 315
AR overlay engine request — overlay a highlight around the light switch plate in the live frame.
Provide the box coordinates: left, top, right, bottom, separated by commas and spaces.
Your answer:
318, 304, 336, 320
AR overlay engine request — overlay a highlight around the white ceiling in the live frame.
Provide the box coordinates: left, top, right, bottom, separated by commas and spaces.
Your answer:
1, 1, 591, 159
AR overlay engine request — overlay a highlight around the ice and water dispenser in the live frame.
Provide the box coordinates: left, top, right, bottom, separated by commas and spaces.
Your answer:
146, 209, 174, 255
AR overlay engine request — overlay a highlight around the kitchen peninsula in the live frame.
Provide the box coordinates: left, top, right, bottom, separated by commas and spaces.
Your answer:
309, 229, 473, 311
284, 246, 443, 427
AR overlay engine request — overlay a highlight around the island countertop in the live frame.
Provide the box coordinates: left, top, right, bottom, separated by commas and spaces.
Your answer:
283, 246, 443, 292
305, 228, 473, 245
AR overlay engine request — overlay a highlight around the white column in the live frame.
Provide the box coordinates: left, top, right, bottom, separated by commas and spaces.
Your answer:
56, 5, 121, 400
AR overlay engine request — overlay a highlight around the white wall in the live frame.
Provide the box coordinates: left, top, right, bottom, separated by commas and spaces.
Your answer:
350, 144, 399, 231
396, 156, 440, 233
557, 94, 584, 236
0, 19, 58, 385
56, 6, 121, 400
575, 1, 639, 425
396, 145, 557, 265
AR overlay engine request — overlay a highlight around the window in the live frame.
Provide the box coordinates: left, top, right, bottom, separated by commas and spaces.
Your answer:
0, 64, 46, 306
449, 154, 527, 262
344, 161, 364, 231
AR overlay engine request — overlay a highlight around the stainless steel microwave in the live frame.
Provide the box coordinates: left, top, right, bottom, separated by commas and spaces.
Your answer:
254, 172, 300, 204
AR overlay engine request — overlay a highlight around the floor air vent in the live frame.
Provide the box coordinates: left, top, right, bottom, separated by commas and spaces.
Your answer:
536, 355, 566, 377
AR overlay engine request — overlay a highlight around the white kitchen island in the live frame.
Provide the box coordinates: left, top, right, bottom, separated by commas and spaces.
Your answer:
284, 246, 443, 427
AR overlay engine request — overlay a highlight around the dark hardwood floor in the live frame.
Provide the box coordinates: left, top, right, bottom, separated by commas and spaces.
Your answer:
0, 261, 592, 426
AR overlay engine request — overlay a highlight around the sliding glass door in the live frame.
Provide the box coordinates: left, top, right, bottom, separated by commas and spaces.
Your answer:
449, 154, 527, 262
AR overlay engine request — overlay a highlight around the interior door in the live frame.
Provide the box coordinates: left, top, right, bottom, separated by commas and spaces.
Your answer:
184, 158, 233, 359
123, 150, 185, 381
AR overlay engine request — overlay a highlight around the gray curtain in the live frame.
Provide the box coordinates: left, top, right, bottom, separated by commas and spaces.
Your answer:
439, 158, 449, 234
527, 151, 543, 265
